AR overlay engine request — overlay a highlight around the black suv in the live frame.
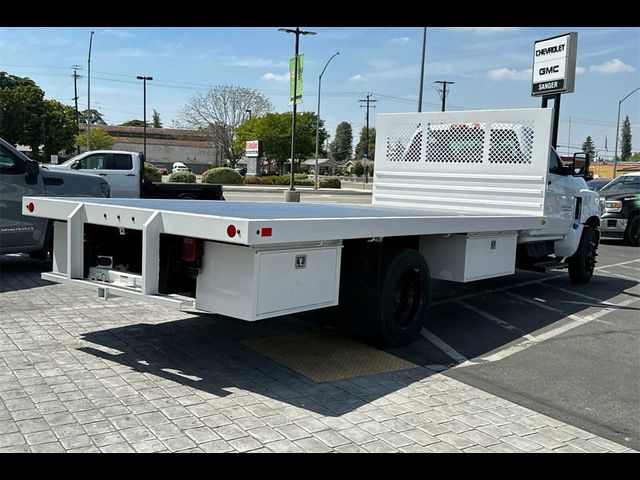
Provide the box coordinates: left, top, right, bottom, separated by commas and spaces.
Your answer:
598, 173, 640, 246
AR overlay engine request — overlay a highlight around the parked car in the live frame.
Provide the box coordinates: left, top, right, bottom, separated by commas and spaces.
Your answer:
587, 178, 612, 191
598, 172, 640, 246
49, 150, 223, 200
172, 162, 191, 174
0, 137, 110, 258
157, 166, 168, 175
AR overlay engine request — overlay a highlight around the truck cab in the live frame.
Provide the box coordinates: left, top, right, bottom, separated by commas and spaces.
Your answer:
55, 150, 140, 197
53, 150, 224, 200
0, 138, 110, 256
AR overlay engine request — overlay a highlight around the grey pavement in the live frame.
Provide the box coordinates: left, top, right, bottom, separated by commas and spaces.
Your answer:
0, 248, 637, 453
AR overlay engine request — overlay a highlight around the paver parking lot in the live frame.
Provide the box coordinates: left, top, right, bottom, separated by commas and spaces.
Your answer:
0, 240, 637, 453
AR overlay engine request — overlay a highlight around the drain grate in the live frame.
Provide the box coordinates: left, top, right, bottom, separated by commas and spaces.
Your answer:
243, 331, 417, 383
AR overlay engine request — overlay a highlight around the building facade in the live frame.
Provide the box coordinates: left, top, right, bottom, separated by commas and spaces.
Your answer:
91, 125, 220, 174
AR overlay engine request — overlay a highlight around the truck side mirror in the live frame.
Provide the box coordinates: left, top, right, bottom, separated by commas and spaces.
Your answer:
25, 160, 40, 185
572, 152, 591, 181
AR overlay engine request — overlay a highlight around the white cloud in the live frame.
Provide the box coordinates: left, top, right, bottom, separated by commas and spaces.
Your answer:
590, 58, 635, 74
487, 67, 532, 80
262, 72, 289, 82
221, 56, 287, 68
576, 66, 586, 75
447, 27, 521, 34
350, 74, 365, 82
99, 29, 134, 38
390, 37, 412, 44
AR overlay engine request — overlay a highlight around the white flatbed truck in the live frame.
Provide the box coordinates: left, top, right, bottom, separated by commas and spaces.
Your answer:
22, 108, 601, 346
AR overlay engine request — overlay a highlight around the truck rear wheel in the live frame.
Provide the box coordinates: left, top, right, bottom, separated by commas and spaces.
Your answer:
568, 226, 598, 284
376, 248, 431, 346
624, 216, 639, 247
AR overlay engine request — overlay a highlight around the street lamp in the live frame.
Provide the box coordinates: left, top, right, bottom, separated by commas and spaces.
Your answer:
613, 87, 640, 178
279, 27, 317, 195
136, 76, 153, 161
314, 51, 339, 190
86, 30, 94, 150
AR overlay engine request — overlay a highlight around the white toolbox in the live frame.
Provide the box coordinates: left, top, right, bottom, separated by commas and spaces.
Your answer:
195, 241, 342, 320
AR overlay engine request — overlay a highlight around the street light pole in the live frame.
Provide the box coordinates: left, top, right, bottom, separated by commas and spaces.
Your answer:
86, 30, 94, 151
279, 27, 317, 193
315, 51, 339, 190
246, 109, 252, 121
418, 27, 427, 113
613, 87, 640, 178
136, 76, 153, 161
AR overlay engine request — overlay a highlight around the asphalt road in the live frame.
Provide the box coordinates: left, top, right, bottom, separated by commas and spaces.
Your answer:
385, 240, 640, 450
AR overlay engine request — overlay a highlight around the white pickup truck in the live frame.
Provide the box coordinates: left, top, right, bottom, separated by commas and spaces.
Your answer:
24, 108, 601, 346
52, 151, 223, 200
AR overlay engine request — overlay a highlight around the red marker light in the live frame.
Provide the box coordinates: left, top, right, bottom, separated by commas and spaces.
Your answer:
261, 227, 272, 237
27, 202, 35, 213
182, 237, 197, 262
226, 225, 237, 238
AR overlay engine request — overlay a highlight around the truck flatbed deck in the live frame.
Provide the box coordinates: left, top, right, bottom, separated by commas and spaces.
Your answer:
23, 197, 546, 246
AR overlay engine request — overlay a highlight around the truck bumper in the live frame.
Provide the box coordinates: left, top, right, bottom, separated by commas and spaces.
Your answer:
600, 214, 627, 239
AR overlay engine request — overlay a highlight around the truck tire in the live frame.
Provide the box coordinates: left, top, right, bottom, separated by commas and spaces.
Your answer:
568, 226, 598, 284
176, 193, 196, 200
376, 248, 431, 346
624, 215, 639, 247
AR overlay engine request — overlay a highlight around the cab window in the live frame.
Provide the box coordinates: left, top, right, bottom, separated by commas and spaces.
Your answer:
0, 145, 25, 174
80, 153, 106, 169
548, 149, 564, 174
110, 154, 133, 170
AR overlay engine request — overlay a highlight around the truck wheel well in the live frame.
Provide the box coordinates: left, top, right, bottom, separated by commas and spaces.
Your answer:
585, 216, 600, 228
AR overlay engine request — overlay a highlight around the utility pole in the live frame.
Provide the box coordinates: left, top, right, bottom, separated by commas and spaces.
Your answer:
359, 94, 377, 185
418, 27, 427, 112
72, 65, 82, 154
136, 76, 153, 161
279, 27, 317, 196
86, 30, 94, 151
434, 80, 454, 112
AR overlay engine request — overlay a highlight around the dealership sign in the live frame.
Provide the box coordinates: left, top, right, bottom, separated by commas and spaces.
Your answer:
245, 140, 263, 158
531, 32, 578, 96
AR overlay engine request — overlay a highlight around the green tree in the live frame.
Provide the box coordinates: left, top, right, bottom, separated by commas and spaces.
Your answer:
354, 126, 376, 161
353, 161, 364, 177
152, 109, 162, 128
621, 115, 632, 161
235, 111, 327, 175
43, 100, 77, 159
75, 129, 115, 150
0, 72, 45, 155
78, 109, 106, 125
581, 136, 596, 160
121, 119, 148, 127
330, 121, 353, 162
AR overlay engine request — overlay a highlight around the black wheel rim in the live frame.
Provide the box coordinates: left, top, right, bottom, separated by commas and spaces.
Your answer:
586, 237, 597, 275
391, 269, 422, 329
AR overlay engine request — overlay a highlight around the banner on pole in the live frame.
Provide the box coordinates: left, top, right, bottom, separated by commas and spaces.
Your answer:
289, 54, 304, 105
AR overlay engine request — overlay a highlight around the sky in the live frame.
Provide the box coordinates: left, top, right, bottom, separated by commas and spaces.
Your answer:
1, 26, 639, 157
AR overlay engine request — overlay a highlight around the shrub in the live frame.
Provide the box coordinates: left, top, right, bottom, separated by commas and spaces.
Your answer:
201, 167, 243, 185
144, 163, 162, 183
243, 176, 262, 184
320, 177, 341, 188
296, 179, 315, 186
169, 172, 196, 183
